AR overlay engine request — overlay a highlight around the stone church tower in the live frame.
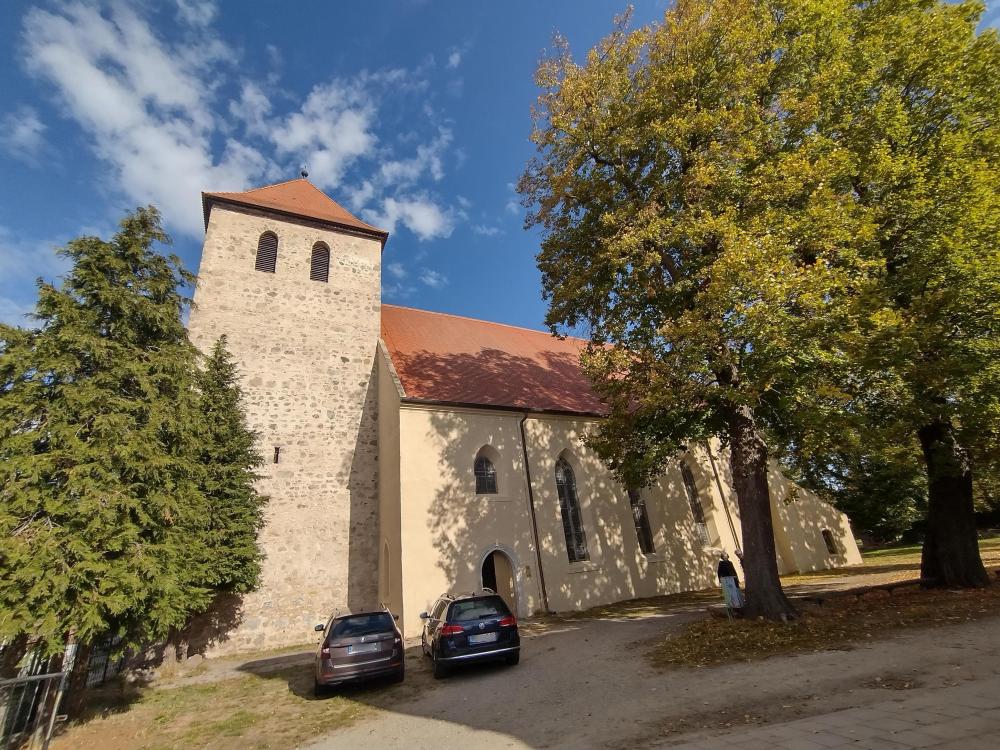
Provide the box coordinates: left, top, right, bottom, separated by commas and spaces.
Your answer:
187, 179, 387, 653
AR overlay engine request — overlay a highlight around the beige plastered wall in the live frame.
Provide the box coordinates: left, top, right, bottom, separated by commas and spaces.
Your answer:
187, 204, 382, 654
389, 396, 861, 638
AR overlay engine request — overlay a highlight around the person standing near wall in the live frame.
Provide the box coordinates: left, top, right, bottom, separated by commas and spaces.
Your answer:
718, 552, 744, 610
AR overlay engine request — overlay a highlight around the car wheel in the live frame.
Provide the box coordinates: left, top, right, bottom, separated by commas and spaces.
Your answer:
313, 679, 329, 697
421, 635, 428, 657
392, 666, 405, 683
432, 651, 448, 679
506, 651, 520, 666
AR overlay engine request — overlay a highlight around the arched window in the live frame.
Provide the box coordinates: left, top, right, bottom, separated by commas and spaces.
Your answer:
628, 488, 655, 554
310, 242, 330, 282
555, 457, 589, 562
821, 529, 839, 555
474, 454, 498, 494
255, 231, 278, 273
681, 463, 710, 545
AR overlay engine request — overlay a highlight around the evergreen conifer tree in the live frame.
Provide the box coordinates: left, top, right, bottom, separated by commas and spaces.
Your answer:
195, 336, 266, 594
0, 207, 265, 660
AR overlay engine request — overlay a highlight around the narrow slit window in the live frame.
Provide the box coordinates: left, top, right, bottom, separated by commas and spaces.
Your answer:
255, 231, 278, 273
273, 446, 281, 464
681, 463, 710, 546
310, 242, 330, 282
628, 488, 655, 555
555, 458, 589, 563
474, 454, 498, 494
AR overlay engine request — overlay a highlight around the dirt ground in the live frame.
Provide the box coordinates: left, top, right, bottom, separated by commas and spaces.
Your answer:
304, 607, 1000, 749
51, 541, 1000, 750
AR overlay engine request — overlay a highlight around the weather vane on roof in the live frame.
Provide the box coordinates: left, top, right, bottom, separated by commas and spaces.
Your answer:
300, 166, 309, 179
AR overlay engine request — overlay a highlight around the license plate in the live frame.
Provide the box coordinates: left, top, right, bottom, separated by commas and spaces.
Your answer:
348, 642, 379, 655
468, 632, 498, 644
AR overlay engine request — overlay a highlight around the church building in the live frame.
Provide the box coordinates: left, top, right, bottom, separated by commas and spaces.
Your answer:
187, 179, 861, 651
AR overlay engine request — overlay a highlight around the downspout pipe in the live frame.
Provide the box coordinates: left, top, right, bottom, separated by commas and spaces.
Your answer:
519, 414, 550, 614
706, 443, 741, 549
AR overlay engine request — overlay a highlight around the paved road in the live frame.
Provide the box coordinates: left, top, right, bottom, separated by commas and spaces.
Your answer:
663, 676, 1000, 750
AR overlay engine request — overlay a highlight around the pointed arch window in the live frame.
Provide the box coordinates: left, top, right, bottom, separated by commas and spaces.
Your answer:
474, 454, 498, 494
628, 488, 656, 555
681, 463, 710, 545
555, 457, 589, 562
255, 231, 278, 273
310, 241, 330, 282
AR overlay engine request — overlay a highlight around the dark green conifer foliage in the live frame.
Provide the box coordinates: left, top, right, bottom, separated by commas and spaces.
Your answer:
0, 207, 264, 656
196, 336, 266, 593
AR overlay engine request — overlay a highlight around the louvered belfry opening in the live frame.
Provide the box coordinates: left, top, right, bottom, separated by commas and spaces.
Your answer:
255, 231, 278, 273
310, 242, 330, 282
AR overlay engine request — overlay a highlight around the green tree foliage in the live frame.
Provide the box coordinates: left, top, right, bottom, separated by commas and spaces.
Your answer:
520, 0, 877, 620
836, 0, 999, 585
0, 208, 265, 656
776, 0, 999, 582
196, 336, 266, 593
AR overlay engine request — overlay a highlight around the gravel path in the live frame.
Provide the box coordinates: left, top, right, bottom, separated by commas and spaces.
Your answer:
303, 608, 1000, 750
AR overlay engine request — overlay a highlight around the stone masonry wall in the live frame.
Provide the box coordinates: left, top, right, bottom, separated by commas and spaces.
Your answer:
187, 203, 381, 655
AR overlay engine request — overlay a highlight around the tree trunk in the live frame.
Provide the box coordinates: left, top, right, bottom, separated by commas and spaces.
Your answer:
727, 403, 798, 621
0, 633, 29, 678
918, 420, 989, 588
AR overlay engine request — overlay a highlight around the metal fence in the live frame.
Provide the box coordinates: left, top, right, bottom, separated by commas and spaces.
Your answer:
85, 637, 127, 688
0, 671, 68, 750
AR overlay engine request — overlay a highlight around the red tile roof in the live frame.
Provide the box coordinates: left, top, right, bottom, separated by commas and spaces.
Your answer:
203, 179, 388, 242
380, 305, 607, 416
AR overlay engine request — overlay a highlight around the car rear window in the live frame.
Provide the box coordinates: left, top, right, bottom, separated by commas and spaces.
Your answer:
449, 596, 510, 622
329, 612, 394, 638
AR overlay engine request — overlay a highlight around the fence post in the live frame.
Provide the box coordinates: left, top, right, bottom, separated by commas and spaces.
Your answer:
39, 639, 76, 750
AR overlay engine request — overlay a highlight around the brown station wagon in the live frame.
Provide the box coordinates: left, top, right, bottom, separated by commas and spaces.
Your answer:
313, 608, 404, 694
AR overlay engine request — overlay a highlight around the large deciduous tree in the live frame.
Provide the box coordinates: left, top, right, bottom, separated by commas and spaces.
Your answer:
0, 208, 266, 664
831, 0, 1000, 587
520, 0, 874, 620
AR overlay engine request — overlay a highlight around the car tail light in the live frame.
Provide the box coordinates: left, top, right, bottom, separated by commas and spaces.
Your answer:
440, 624, 464, 636
499, 615, 517, 627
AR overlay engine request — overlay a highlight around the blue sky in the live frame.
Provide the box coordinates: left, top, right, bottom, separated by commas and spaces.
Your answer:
2, 1, 998, 331
0, 0, 674, 331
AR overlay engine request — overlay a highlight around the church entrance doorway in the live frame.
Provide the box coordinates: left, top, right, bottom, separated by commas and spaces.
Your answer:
481, 550, 517, 615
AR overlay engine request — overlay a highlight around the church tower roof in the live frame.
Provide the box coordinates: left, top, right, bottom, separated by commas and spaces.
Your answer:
202, 178, 388, 245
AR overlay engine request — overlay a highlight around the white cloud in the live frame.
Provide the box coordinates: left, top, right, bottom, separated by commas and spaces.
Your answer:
472, 224, 501, 237
22, 2, 268, 236
373, 196, 455, 241
386, 262, 407, 279
447, 51, 462, 69
419, 268, 449, 289
269, 80, 378, 190
175, 0, 217, 27
0, 106, 46, 163
20, 2, 461, 242
229, 81, 272, 137
382, 280, 416, 300
0, 226, 73, 327
379, 126, 452, 187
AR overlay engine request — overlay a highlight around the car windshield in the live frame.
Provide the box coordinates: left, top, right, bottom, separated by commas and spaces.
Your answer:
449, 596, 509, 622
329, 612, 394, 638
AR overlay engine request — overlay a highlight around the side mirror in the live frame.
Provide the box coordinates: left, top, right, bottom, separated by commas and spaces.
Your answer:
419, 611, 429, 620
314, 623, 325, 632
392, 614, 400, 621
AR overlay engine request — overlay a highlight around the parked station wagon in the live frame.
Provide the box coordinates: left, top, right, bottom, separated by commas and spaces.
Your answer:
420, 591, 520, 678
313, 608, 404, 693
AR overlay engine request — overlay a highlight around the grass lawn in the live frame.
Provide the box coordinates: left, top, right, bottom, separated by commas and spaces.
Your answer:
650, 536, 1000, 670
49, 663, 385, 750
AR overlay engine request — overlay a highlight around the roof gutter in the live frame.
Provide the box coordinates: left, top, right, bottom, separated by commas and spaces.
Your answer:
519, 414, 550, 614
